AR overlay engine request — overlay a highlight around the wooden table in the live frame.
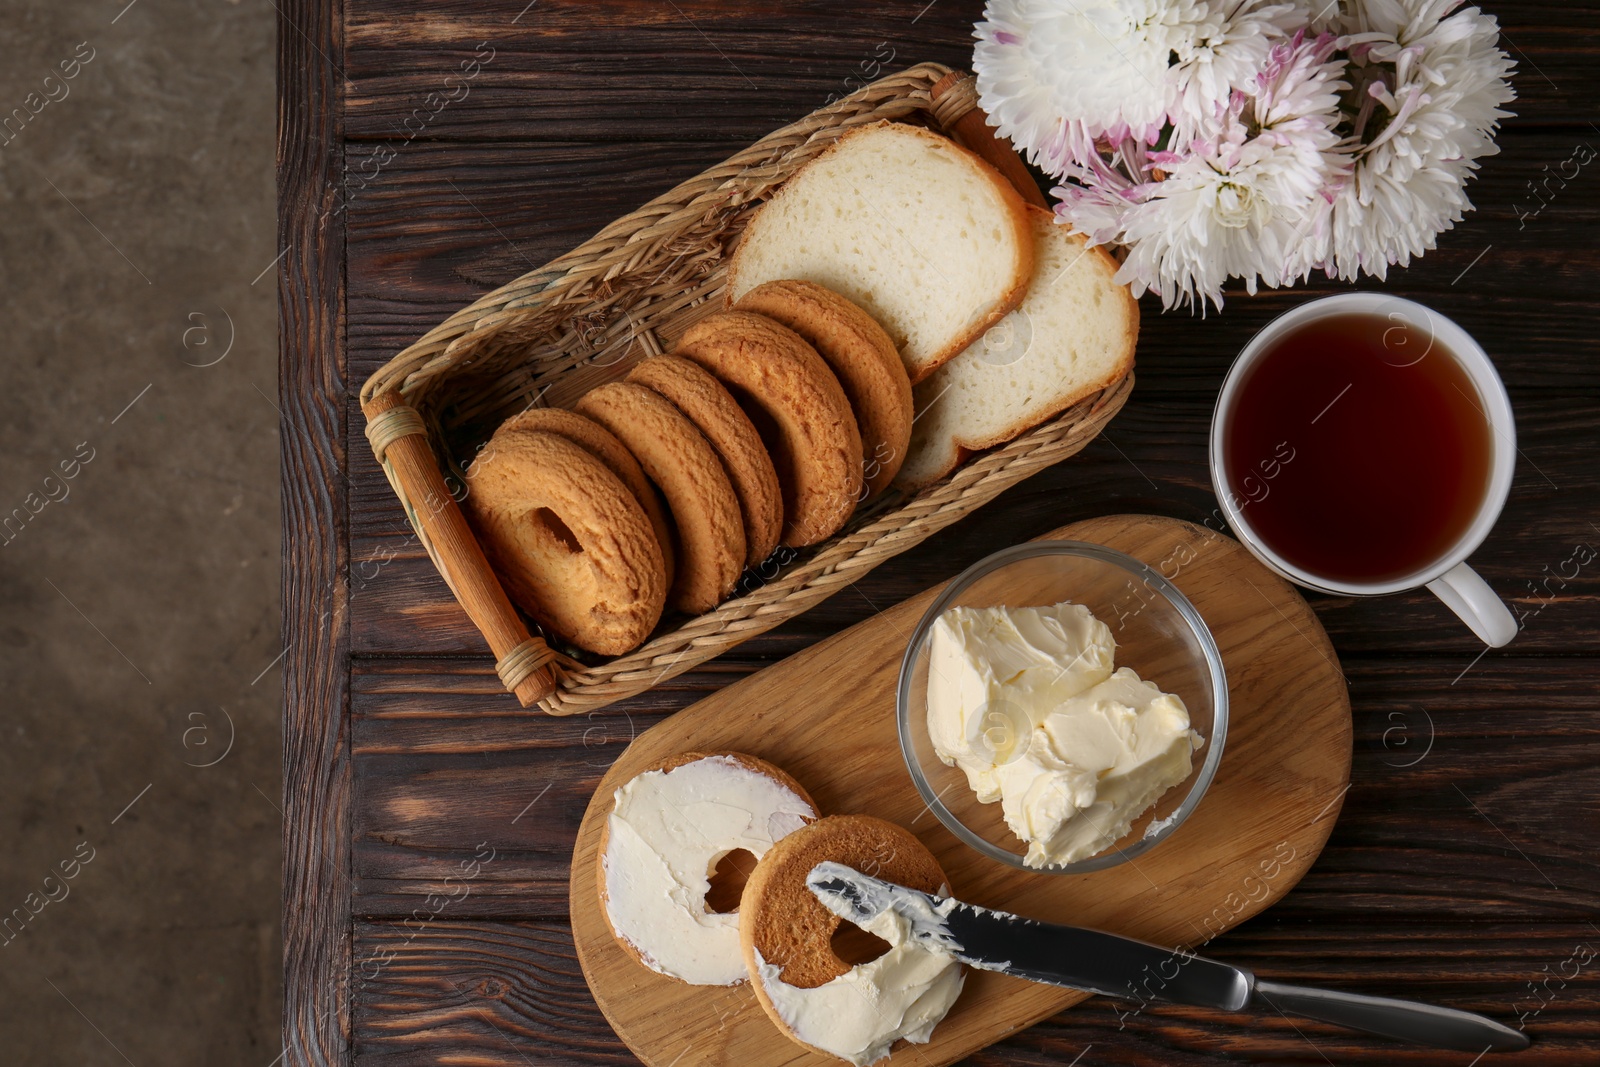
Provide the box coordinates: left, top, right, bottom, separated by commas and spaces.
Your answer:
279, 3, 1600, 1064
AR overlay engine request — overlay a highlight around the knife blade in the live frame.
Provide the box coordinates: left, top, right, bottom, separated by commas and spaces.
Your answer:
806, 862, 1529, 1054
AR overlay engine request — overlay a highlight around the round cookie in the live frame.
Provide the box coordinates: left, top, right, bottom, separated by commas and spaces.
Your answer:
626, 356, 782, 567
734, 279, 913, 498
463, 429, 666, 655
497, 406, 676, 588
576, 381, 745, 614
739, 814, 948, 990
598, 752, 819, 986
676, 311, 863, 547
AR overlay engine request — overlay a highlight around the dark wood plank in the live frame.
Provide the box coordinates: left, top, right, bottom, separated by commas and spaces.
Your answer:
341, 140, 723, 306
350, 918, 1599, 1065
342, 130, 1600, 391
340, 1, 1013, 143
340, 1, 1600, 142
282, 0, 351, 1064
1273, 658, 1600, 924
348, 657, 1600, 922
349, 657, 682, 915
344, 393, 1600, 658
350, 919, 630, 1066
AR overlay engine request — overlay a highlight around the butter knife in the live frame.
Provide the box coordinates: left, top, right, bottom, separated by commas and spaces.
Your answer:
806, 862, 1528, 1054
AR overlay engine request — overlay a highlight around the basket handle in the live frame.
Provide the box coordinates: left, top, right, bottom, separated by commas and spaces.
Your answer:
930, 70, 1050, 210
361, 390, 560, 707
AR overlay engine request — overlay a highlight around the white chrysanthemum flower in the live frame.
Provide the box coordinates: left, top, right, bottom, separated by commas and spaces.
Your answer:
1323, 0, 1516, 279
1325, 161, 1473, 279
1020, 0, 1190, 140
972, 1, 1073, 172
975, 0, 1209, 171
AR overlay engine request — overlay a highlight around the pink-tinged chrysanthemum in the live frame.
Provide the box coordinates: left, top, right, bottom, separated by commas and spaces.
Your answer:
1167, 1, 1310, 143
1054, 30, 1350, 310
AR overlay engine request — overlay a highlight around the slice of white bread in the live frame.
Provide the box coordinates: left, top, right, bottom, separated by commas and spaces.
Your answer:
895, 206, 1138, 490
725, 121, 1032, 384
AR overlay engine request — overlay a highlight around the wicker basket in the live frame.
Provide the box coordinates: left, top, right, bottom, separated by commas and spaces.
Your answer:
359, 62, 1134, 716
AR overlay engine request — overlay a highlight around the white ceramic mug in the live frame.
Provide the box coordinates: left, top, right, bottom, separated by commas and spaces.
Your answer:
1210, 292, 1518, 648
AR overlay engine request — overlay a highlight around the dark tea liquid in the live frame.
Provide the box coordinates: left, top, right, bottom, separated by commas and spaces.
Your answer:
1223, 312, 1494, 585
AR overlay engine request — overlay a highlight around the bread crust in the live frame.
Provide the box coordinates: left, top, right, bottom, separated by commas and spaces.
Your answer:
597, 751, 818, 984
676, 311, 863, 547
577, 382, 746, 614
954, 210, 1138, 454
463, 428, 666, 655
913, 128, 1035, 382
734, 279, 913, 497
626, 356, 783, 567
894, 206, 1139, 491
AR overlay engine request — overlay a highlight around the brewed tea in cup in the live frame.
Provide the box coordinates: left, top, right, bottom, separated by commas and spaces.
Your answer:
1210, 293, 1517, 647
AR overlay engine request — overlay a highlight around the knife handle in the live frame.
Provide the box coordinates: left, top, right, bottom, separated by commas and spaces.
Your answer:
1253, 979, 1529, 1053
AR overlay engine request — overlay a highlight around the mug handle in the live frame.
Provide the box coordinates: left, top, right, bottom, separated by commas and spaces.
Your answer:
1426, 562, 1517, 648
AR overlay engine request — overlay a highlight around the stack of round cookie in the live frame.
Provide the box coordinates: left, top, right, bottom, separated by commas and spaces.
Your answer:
463, 280, 914, 656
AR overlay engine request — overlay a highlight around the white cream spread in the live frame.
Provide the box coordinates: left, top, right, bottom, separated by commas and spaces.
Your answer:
927, 601, 1203, 867
754, 884, 966, 1066
602, 755, 814, 985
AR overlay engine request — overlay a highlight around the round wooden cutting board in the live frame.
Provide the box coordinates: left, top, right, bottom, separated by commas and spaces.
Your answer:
569, 514, 1353, 1067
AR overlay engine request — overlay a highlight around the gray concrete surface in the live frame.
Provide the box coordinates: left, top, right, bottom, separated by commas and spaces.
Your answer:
0, 0, 279, 1062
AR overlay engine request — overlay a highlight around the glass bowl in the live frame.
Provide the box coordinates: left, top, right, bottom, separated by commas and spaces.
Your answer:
897, 540, 1228, 874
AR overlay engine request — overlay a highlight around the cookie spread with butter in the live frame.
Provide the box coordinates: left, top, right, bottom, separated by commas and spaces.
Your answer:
600, 753, 816, 985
